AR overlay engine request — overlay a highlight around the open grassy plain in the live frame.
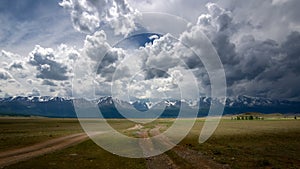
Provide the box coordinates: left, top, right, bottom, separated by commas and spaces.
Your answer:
1, 116, 300, 169
0, 117, 83, 152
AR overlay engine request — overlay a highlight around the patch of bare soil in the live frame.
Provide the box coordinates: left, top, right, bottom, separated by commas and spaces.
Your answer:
126, 124, 144, 131
137, 128, 179, 169
172, 146, 230, 169
139, 125, 231, 169
146, 154, 179, 169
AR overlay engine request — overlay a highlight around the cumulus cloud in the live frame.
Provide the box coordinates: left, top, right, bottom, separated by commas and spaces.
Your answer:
28, 45, 70, 81
76, 29, 201, 100
115, 2, 295, 100
59, 0, 140, 36
83, 30, 111, 62
9, 61, 24, 70
0, 69, 11, 80
144, 34, 181, 71
27, 44, 79, 82
25, 44, 79, 97
80, 30, 125, 82
59, 0, 100, 34
184, 2, 300, 100
1, 0, 300, 101
0, 42, 80, 98
88, 31, 209, 100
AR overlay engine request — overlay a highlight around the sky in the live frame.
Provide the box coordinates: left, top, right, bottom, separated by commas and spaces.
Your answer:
0, 0, 300, 101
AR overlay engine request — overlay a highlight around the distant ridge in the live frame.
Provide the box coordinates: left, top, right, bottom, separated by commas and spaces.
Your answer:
0, 96, 299, 118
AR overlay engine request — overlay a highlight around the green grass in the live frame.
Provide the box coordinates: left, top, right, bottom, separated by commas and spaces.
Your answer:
181, 119, 300, 169
1, 117, 300, 169
0, 117, 82, 151
4, 140, 146, 169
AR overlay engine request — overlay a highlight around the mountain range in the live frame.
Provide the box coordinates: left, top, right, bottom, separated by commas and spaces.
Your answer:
0, 95, 299, 118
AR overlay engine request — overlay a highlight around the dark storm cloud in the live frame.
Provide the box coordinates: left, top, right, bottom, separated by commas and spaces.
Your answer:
281, 31, 300, 73
232, 38, 281, 81
223, 31, 300, 99
197, 3, 238, 66
211, 33, 238, 66
190, 2, 300, 100
183, 53, 204, 70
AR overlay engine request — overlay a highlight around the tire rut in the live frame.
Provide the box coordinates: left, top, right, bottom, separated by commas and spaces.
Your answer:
149, 126, 231, 169
137, 128, 179, 169
0, 133, 89, 168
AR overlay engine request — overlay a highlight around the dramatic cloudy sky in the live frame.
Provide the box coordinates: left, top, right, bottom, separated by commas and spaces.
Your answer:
0, 0, 299, 101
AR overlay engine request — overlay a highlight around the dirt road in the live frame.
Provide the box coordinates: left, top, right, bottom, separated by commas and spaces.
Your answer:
1, 126, 230, 169
138, 125, 230, 169
0, 133, 89, 168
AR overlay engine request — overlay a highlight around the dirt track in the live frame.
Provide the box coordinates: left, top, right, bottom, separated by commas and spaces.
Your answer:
0, 133, 89, 168
139, 125, 230, 169
1, 126, 230, 169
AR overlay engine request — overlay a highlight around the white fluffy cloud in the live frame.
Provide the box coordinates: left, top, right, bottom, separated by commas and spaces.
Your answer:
59, 0, 140, 36
84, 31, 207, 101
59, 0, 100, 34
0, 44, 79, 98
1, 0, 300, 101
29, 45, 69, 81
61, 1, 300, 100
83, 30, 111, 62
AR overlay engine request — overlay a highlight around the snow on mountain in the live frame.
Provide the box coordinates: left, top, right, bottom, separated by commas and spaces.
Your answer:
5, 96, 72, 103
145, 102, 154, 109
164, 100, 179, 107
225, 95, 292, 107
2, 95, 299, 108
0, 95, 300, 117
96, 96, 114, 105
